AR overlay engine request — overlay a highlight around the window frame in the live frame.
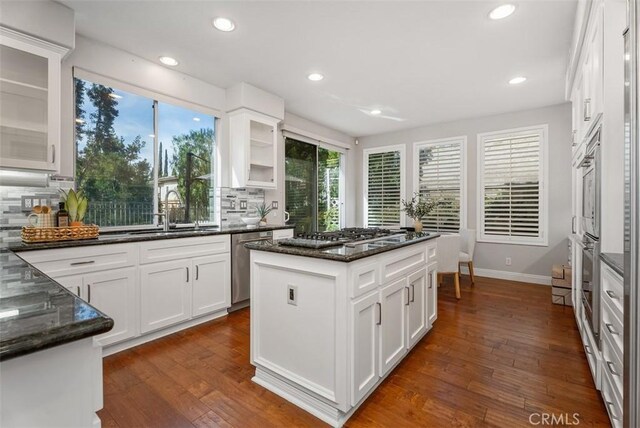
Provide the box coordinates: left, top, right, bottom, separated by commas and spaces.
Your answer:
73, 68, 221, 231
363, 144, 406, 228
476, 124, 549, 246
412, 136, 467, 232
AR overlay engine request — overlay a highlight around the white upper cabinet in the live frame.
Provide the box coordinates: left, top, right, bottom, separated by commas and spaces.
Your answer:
0, 28, 67, 172
229, 109, 279, 189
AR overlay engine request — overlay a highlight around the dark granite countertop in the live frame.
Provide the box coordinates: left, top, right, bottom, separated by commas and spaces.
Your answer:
9, 224, 295, 252
245, 232, 440, 262
601, 252, 624, 277
0, 250, 114, 361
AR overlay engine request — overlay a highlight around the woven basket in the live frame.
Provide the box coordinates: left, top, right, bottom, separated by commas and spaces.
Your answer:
21, 224, 100, 243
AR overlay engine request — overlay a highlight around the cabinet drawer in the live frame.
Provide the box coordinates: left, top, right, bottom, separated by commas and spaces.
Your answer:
601, 263, 623, 321
601, 298, 624, 359
349, 261, 380, 298
272, 228, 294, 240
426, 242, 437, 263
380, 246, 426, 284
601, 329, 623, 401
139, 235, 230, 264
18, 244, 137, 277
601, 365, 623, 428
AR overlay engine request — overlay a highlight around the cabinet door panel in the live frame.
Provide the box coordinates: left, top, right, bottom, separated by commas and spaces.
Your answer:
407, 268, 427, 348
427, 264, 438, 327
379, 278, 407, 376
84, 268, 137, 346
350, 291, 379, 406
140, 260, 191, 334
192, 253, 230, 317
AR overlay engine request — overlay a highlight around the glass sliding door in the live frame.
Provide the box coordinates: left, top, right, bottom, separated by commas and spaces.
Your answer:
285, 137, 343, 234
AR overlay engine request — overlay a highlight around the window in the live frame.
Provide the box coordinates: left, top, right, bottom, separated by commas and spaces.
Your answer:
285, 137, 344, 234
477, 125, 548, 245
363, 145, 405, 227
414, 137, 466, 232
74, 73, 217, 228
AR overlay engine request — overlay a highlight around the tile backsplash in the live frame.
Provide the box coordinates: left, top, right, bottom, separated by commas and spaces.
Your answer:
217, 187, 265, 227
0, 179, 74, 244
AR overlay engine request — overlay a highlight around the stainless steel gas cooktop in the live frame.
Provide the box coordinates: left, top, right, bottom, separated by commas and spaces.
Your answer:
278, 228, 403, 249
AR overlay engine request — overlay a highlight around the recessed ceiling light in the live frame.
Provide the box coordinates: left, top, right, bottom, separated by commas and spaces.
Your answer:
108, 93, 122, 100
307, 73, 324, 81
370, 109, 382, 115
193, 117, 201, 122
508, 76, 527, 85
159, 56, 179, 66
489, 4, 516, 20
213, 17, 235, 32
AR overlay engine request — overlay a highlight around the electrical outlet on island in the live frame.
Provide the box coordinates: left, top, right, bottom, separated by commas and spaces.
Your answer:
506, 257, 512, 266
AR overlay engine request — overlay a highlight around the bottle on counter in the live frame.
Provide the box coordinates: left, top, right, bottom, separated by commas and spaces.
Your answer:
56, 202, 69, 227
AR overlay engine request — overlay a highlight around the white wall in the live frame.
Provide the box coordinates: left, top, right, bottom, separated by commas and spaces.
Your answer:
265, 112, 357, 227
0, 0, 75, 50
356, 103, 573, 279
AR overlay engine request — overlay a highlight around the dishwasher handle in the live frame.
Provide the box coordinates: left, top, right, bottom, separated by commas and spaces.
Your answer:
237, 237, 272, 244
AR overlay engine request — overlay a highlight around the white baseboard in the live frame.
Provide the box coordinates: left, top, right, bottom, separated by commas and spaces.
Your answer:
459, 265, 551, 285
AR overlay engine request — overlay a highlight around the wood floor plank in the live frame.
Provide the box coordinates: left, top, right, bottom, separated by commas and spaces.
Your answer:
97, 274, 610, 427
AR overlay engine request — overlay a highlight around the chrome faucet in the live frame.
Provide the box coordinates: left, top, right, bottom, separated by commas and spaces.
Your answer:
163, 189, 183, 232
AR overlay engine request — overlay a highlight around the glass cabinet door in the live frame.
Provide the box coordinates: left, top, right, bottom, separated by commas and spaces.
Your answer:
0, 38, 60, 171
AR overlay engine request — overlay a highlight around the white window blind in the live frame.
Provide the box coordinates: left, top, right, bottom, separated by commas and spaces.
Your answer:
415, 138, 465, 232
364, 146, 404, 227
478, 126, 547, 245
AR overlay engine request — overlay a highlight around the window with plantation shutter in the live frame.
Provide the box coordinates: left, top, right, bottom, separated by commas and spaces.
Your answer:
414, 137, 466, 232
478, 125, 548, 246
363, 146, 405, 227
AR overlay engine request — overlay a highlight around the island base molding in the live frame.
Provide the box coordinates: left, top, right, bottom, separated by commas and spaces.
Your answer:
252, 345, 425, 428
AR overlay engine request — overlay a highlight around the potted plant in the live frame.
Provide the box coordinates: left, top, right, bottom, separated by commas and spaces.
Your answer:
61, 189, 89, 227
401, 192, 439, 233
255, 202, 274, 226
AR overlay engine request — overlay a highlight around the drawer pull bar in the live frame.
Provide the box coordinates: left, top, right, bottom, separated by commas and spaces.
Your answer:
87, 284, 91, 303
76, 286, 80, 297
606, 361, 620, 377
605, 290, 618, 300
410, 284, 415, 302
405, 287, 410, 306
186, 267, 189, 283
195, 265, 199, 280
605, 401, 620, 421
605, 323, 619, 335
584, 344, 593, 355
376, 302, 382, 325
70, 260, 95, 266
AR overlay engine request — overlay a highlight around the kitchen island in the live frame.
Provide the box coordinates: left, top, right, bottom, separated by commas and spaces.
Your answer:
246, 232, 438, 427
0, 250, 113, 427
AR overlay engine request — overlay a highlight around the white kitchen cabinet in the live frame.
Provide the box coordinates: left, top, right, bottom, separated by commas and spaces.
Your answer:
378, 278, 408, 376
350, 291, 379, 406
406, 268, 427, 348
427, 263, 438, 326
229, 108, 279, 189
54, 268, 137, 347
140, 259, 192, 334
192, 253, 231, 317
584, 3, 604, 127
0, 28, 67, 172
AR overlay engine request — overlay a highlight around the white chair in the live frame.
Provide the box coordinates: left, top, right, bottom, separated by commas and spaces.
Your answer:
436, 234, 461, 299
459, 229, 476, 285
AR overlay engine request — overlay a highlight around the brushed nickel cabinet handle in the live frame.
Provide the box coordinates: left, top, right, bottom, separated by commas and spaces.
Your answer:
70, 260, 95, 266
605, 290, 618, 300
195, 265, 199, 280
376, 302, 382, 325
186, 267, 189, 283
87, 284, 91, 303
584, 98, 591, 121
605, 323, 619, 335
428, 274, 433, 289
606, 361, 620, 376
410, 284, 415, 302
405, 287, 410, 306
51, 145, 55, 164
76, 286, 80, 297
584, 344, 593, 355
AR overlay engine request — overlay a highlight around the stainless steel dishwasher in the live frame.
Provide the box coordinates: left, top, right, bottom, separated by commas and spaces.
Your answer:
230, 230, 273, 311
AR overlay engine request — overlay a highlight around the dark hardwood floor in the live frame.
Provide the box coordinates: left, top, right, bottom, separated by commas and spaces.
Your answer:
98, 275, 610, 427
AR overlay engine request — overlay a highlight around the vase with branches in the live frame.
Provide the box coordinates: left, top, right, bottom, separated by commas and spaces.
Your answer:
401, 192, 439, 233
255, 202, 274, 226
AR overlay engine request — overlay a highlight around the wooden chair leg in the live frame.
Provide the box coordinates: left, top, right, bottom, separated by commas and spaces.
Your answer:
468, 261, 475, 286
454, 272, 461, 299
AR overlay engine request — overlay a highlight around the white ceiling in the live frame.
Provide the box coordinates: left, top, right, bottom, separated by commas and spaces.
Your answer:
61, 0, 577, 137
